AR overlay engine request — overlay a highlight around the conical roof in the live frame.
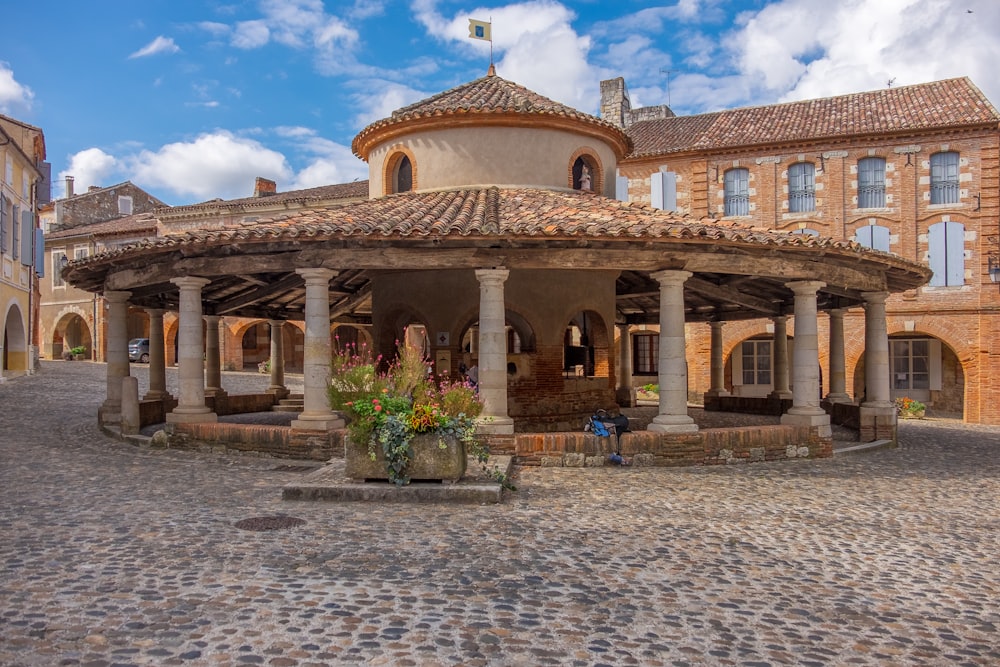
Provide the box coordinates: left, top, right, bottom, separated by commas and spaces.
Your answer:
352, 71, 631, 159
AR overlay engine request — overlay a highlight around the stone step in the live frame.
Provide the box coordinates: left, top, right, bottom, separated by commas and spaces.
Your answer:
272, 404, 304, 413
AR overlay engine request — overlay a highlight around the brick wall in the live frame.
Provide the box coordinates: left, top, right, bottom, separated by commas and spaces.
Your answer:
514, 425, 830, 467
621, 128, 1000, 423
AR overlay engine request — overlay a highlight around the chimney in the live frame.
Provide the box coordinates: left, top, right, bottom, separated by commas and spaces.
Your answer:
600, 78, 631, 129
65, 175, 75, 198
254, 177, 277, 197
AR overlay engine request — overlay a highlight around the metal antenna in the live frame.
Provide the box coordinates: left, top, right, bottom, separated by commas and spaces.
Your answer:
659, 69, 677, 106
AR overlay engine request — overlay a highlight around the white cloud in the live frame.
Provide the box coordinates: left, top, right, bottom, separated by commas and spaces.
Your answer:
58, 149, 119, 198
412, 1, 597, 110
349, 81, 428, 129
197, 21, 232, 37
0, 62, 33, 113
127, 131, 292, 201
232, 20, 270, 49
727, 0, 1000, 106
128, 36, 181, 59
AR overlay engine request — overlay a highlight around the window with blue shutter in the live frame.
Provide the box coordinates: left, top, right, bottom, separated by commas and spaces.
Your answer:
927, 221, 964, 286
650, 172, 676, 211
723, 168, 749, 216
855, 224, 890, 252
930, 152, 959, 205
858, 157, 886, 208
11, 205, 19, 260
788, 162, 815, 212
20, 209, 33, 266
0, 194, 7, 254
615, 173, 629, 202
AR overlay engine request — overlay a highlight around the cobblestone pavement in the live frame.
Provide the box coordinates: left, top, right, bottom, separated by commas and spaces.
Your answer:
1, 361, 998, 666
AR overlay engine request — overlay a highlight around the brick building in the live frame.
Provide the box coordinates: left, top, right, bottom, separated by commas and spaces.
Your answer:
605, 77, 1000, 423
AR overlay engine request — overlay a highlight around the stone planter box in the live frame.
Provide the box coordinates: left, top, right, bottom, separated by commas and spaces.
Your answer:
345, 433, 466, 483
899, 410, 925, 419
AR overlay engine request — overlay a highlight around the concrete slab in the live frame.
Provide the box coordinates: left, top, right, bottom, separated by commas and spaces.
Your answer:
834, 439, 895, 455
282, 455, 513, 504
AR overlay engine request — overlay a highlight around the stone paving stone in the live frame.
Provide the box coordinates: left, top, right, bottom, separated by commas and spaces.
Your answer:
1, 361, 999, 665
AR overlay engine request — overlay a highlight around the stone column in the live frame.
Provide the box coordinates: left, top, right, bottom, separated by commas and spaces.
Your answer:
781, 281, 831, 434
144, 308, 171, 401
291, 269, 343, 431
99, 290, 132, 425
475, 268, 514, 434
860, 291, 895, 441
768, 315, 792, 400
166, 277, 217, 424
267, 319, 289, 399
861, 293, 892, 407
615, 324, 634, 406
704, 320, 729, 398
826, 308, 851, 403
204, 315, 226, 399
648, 270, 697, 433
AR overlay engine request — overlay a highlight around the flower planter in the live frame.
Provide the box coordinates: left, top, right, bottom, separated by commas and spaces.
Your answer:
345, 433, 467, 483
899, 410, 925, 420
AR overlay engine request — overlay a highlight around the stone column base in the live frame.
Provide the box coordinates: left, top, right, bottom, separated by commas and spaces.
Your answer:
615, 387, 636, 408
143, 390, 174, 402
648, 415, 698, 433
781, 411, 832, 438
292, 414, 345, 431
860, 405, 897, 443
768, 390, 793, 400
267, 386, 291, 400
704, 389, 730, 399
476, 415, 515, 435
824, 392, 851, 404
166, 410, 218, 424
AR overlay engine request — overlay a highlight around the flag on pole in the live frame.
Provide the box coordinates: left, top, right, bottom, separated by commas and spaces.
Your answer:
468, 19, 491, 41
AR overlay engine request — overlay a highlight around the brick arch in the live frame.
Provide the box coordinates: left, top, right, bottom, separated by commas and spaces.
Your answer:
374, 305, 430, 366
845, 319, 971, 411
567, 147, 604, 193
382, 145, 418, 196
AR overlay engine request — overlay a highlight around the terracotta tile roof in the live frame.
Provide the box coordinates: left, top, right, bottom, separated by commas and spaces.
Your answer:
628, 77, 1000, 158
352, 73, 631, 157
166, 180, 369, 214
72, 186, 882, 252
47, 212, 158, 240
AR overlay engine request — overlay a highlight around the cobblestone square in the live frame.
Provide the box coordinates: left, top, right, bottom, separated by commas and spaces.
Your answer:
1, 362, 998, 665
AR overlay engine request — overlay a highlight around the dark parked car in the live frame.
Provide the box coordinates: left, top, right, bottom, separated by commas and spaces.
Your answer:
128, 338, 150, 363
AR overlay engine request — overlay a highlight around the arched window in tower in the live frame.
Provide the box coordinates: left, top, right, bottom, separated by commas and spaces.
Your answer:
572, 156, 596, 191
394, 155, 413, 193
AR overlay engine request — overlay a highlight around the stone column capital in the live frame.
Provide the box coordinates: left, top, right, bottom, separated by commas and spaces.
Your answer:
861, 291, 889, 306
204, 314, 221, 324
828, 307, 848, 319
709, 320, 725, 332
296, 267, 337, 285
145, 307, 165, 317
170, 276, 211, 290
771, 314, 788, 325
650, 269, 692, 287
475, 267, 510, 285
103, 290, 132, 304
785, 280, 826, 296
268, 319, 286, 328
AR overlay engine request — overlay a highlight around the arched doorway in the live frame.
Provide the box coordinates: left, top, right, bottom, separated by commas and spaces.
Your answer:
3, 304, 28, 372
52, 311, 93, 361
854, 334, 964, 417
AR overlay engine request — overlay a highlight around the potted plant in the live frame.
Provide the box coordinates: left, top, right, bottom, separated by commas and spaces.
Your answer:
69, 346, 87, 361
329, 337, 489, 486
895, 396, 926, 419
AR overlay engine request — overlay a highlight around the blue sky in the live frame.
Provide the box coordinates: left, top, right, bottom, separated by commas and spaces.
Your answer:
2, 0, 998, 206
